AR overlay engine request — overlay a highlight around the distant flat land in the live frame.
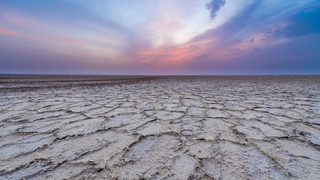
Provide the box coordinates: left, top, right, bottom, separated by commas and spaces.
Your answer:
1, 75, 320, 179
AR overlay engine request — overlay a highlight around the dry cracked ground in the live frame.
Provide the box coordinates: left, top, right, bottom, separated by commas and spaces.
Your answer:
0, 75, 320, 180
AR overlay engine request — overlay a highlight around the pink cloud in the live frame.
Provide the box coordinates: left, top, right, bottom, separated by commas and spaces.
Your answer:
52, 38, 85, 45
129, 35, 222, 67
0, 26, 85, 45
0, 8, 40, 30
0, 27, 21, 36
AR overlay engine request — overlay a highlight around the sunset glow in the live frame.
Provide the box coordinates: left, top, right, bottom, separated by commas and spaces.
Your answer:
0, 0, 319, 75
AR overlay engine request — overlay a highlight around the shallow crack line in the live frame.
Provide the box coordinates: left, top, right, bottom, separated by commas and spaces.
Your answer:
276, 136, 320, 152
120, 118, 157, 132
0, 156, 52, 176
23, 141, 115, 179
1, 140, 53, 162
249, 143, 295, 178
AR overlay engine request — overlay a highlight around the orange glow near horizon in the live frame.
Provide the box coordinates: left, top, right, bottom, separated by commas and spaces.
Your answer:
135, 36, 220, 66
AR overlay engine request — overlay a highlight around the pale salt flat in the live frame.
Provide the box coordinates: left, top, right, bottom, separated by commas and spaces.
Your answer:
0, 75, 320, 179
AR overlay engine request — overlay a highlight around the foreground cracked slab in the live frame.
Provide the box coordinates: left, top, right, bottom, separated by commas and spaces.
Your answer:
0, 75, 320, 179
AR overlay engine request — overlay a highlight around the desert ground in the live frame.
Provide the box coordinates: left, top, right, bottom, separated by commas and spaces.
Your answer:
0, 75, 320, 179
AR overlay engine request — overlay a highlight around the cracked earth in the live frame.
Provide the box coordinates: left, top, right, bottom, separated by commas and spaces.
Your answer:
0, 75, 320, 179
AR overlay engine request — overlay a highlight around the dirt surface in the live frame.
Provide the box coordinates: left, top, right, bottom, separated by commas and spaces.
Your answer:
0, 75, 320, 179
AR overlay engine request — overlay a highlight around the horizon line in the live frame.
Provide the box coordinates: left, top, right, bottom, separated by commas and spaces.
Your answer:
1, 73, 320, 76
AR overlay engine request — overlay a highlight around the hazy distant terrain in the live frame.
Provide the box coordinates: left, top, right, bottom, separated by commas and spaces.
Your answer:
1, 75, 320, 179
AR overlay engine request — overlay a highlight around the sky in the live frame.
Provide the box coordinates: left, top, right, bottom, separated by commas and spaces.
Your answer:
0, 0, 319, 75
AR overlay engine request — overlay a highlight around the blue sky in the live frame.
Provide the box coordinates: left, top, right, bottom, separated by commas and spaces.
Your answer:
0, 0, 319, 75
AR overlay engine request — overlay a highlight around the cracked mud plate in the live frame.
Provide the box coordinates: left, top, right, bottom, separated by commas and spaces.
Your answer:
0, 75, 320, 179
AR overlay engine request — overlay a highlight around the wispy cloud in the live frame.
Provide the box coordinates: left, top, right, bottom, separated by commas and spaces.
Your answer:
0, 0, 319, 75
0, 27, 85, 45
0, 27, 21, 36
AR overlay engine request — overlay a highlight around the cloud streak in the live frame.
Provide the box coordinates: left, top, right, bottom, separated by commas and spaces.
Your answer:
0, 27, 85, 45
0, 0, 319, 75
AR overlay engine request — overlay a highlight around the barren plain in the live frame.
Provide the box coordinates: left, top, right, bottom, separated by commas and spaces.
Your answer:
0, 75, 320, 180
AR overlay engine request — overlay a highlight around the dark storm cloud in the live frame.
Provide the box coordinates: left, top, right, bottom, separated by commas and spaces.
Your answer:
205, 0, 226, 19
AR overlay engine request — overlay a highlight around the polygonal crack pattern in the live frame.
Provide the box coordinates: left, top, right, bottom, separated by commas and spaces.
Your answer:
0, 75, 320, 179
